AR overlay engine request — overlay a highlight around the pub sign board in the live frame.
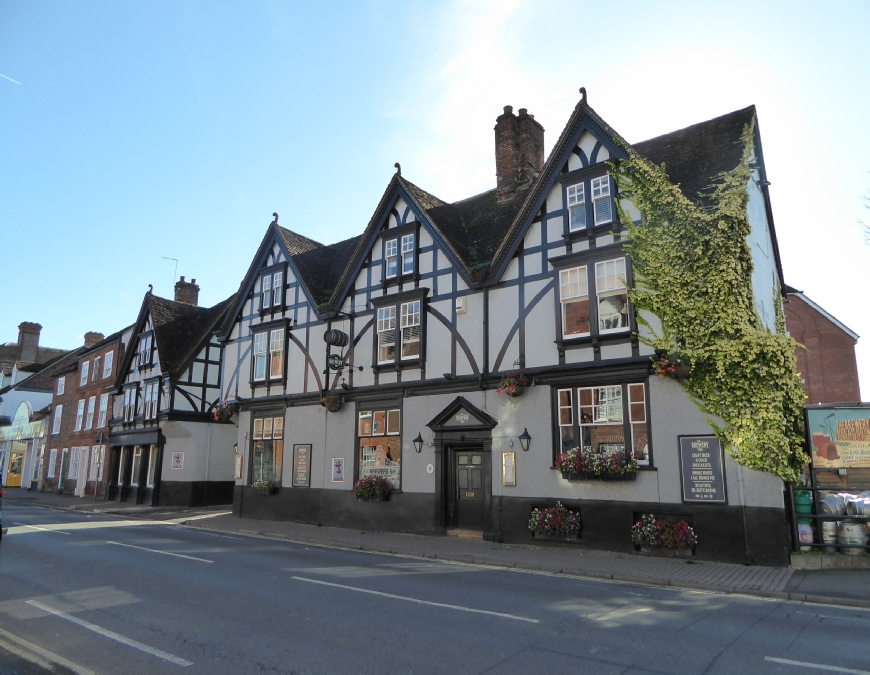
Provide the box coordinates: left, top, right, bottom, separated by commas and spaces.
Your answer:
679, 435, 727, 504
292, 444, 311, 487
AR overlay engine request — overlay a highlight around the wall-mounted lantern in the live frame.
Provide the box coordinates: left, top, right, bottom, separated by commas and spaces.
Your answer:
518, 427, 531, 452
413, 432, 424, 453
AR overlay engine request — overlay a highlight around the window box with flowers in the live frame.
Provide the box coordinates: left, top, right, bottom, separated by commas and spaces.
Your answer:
354, 475, 391, 502
529, 501, 582, 542
213, 401, 238, 423
497, 371, 527, 398
631, 514, 697, 556
321, 393, 343, 413
252, 479, 275, 495
555, 446, 639, 481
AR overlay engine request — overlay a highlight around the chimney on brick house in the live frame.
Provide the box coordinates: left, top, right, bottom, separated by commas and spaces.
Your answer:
174, 276, 200, 306
494, 105, 545, 202
17, 322, 41, 364
83, 332, 104, 347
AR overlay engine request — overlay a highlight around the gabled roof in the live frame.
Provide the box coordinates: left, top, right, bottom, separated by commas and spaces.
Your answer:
0, 349, 83, 395
785, 288, 860, 341
120, 292, 235, 383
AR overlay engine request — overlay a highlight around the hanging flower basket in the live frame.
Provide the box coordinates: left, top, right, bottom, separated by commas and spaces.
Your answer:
213, 401, 238, 422
321, 393, 343, 413
652, 349, 691, 380
497, 371, 528, 398
354, 475, 391, 501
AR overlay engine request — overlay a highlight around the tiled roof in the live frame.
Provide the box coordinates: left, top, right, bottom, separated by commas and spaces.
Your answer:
149, 294, 236, 378
282, 228, 363, 307
0, 349, 83, 395
633, 106, 756, 205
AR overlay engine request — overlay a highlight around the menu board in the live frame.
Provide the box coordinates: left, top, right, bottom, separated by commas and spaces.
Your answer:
292, 444, 311, 487
807, 406, 870, 468
679, 436, 726, 504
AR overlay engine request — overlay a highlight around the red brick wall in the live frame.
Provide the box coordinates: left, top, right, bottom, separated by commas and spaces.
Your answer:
784, 294, 861, 404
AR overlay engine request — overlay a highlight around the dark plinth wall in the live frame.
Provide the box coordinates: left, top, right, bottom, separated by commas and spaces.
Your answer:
160, 480, 235, 507
233, 488, 790, 567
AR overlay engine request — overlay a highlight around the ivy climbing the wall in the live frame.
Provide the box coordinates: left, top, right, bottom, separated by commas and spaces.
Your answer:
611, 120, 808, 483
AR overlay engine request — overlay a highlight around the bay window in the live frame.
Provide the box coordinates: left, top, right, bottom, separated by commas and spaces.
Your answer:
252, 416, 284, 485
556, 383, 649, 466
358, 407, 402, 490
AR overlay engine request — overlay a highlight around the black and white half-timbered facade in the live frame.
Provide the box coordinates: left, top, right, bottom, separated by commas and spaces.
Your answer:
219, 93, 790, 565
108, 278, 236, 506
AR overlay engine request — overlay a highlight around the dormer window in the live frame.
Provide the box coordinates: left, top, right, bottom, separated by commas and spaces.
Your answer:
592, 176, 612, 225
260, 265, 286, 312
137, 334, 153, 367
385, 239, 398, 278
567, 183, 586, 231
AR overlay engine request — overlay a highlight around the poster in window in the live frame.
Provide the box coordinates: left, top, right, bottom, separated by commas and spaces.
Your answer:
171, 452, 184, 470
372, 411, 386, 435
292, 444, 312, 487
359, 436, 401, 490
332, 457, 345, 482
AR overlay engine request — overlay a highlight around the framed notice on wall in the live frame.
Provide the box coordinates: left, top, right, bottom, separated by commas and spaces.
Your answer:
292, 444, 311, 487
171, 452, 184, 470
332, 457, 344, 482
678, 435, 726, 504
502, 452, 516, 486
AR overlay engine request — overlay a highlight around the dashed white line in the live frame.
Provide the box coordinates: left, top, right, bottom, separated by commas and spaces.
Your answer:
0, 626, 96, 675
26, 600, 193, 667
765, 656, 870, 674
291, 575, 539, 623
107, 540, 214, 562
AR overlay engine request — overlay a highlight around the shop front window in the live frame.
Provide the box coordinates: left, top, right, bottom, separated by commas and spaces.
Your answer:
252, 416, 284, 485
358, 408, 401, 490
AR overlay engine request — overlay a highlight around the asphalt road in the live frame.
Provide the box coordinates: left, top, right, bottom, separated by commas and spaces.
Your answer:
1, 502, 869, 675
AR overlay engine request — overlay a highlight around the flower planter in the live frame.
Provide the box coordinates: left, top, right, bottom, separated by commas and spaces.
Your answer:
561, 471, 638, 482
640, 545, 694, 557
532, 532, 581, 543
252, 487, 275, 496
356, 493, 389, 502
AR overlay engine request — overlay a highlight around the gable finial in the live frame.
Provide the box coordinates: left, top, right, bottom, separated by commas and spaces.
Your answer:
271, 212, 279, 225
147, 284, 153, 294
579, 87, 587, 105
394, 162, 401, 176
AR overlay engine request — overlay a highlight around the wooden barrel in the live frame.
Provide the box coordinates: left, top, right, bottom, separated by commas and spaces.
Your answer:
838, 521, 868, 555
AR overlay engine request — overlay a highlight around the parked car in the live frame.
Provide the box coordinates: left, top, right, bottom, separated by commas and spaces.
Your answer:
0, 488, 4, 540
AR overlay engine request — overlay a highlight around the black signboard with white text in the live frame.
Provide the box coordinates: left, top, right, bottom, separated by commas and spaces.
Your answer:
292, 444, 311, 487
679, 435, 727, 504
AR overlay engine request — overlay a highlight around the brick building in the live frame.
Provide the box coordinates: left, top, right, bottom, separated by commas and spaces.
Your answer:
0, 322, 69, 388
784, 286, 861, 404
43, 327, 132, 497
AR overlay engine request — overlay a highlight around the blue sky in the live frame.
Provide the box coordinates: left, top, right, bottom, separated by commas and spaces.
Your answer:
2, 0, 869, 395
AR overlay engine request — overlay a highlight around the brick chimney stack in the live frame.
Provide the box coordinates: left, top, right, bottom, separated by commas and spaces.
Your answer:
494, 105, 545, 202
174, 276, 200, 306
17, 322, 41, 364
83, 332, 104, 347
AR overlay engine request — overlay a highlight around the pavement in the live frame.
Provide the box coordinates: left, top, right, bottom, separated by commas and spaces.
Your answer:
5, 486, 870, 611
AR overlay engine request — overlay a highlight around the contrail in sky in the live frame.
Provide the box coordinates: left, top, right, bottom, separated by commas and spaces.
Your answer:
0, 74, 22, 85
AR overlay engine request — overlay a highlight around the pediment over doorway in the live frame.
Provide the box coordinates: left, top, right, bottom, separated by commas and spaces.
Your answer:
427, 396, 498, 431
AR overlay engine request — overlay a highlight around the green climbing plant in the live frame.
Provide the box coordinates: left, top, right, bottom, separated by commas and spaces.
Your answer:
610, 120, 808, 482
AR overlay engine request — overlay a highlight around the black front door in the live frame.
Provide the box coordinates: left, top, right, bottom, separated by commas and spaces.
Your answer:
455, 450, 484, 530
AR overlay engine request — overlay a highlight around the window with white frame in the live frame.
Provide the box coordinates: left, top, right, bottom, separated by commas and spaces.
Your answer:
400, 300, 421, 359
595, 258, 629, 333
260, 268, 284, 310
137, 334, 153, 367
123, 386, 137, 422
84, 396, 96, 430
80, 361, 90, 386
103, 351, 113, 378
68, 448, 80, 481
567, 183, 586, 231
147, 445, 158, 487
74, 400, 85, 431
591, 176, 612, 225
401, 234, 415, 275
88, 445, 103, 481
143, 381, 159, 420
92, 357, 100, 382
52, 405, 63, 434
559, 266, 590, 337
98, 393, 109, 428
555, 383, 649, 465
377, 307, 396, 363
47, 449, 58, 478
252, 328, 284, 382
384, 239, 398, 278
57, 376, 65, 396
252, 416, 284, 485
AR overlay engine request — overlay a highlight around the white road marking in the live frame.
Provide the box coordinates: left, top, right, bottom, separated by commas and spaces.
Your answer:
13, 521, 70, 534
291, 575, 539, 623
107, 540, 214, 563
765, 656, 870, 674
0, 626, 96, 675
595, 606, 653, 621
26, 600, 193, 667
797, 611, 870, 623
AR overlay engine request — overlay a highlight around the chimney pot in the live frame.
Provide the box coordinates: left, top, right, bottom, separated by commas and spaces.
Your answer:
17, 322, 42, 364
503, 105, 513, 115
518, 108, 528, 116
494, 105, 545, 202
180, 275, 185, 282
83, 332, 104, 348
174, 276, 200, 306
